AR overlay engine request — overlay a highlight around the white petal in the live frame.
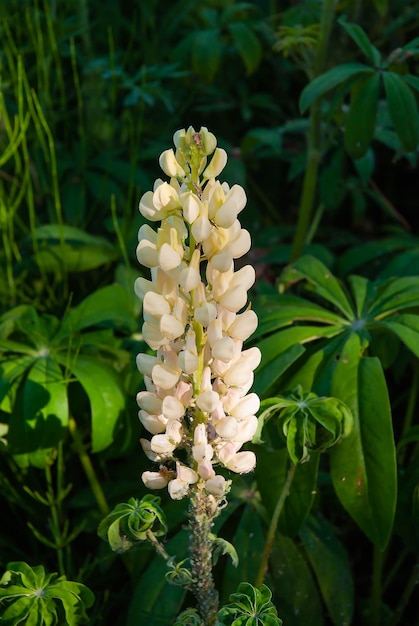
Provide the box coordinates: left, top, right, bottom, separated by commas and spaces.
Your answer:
143, 291, 171, 318
228, 310, 258, 341
136, 353, 158, 376
230, 393, 260, 419
194, 302, 217, 326
233, 415, 258, 442
152, 362, 181, 389
150, 434, 177, 454
136, 391, 162, 414
225, 450, 256, 473
181, 191, 201, 224
202, 148, 227, 179
168, 478, 189, 500
196, 390, 220, 413
220, 285, 248, 313
205, 475, 227, 497
214, 184, 246, 228
142, 471, 169, 490
158, 243, 182, 271
139, 410, 166, 434
162, 395, 185, 420
160, 314, 184, 340
212, 337, 235, 363
216, 416, 239, 440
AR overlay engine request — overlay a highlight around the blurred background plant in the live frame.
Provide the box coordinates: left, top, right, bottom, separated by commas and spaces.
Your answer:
0, 0, 419, 624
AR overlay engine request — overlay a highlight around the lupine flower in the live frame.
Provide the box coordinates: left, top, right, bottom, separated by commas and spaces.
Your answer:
135, 126, 261, 500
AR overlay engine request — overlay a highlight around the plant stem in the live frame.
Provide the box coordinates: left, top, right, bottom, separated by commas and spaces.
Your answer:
388, 560, 419, 626
255, 462, 297, 587
189, 486, 219, 626
45, 463, 66, 577
290, 0, 335, 262
68, 416, 110, 517
370, 545, 384, 626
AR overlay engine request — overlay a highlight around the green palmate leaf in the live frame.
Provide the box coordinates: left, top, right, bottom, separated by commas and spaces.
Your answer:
192, 29, 222, 81
383, 72, 419, 152
61, 354, 125, 452
347, 275, 372, 318
7, 357, 68, 458
378, 248, 419, 279
253, 343, 305, 398
281, 256, 354, 319
98, 496, 168, 552
228, 22, 262, 74
31, 224, 117, 273
221, 505, 265, 601
0, 562, 94, 625
338, 18, 381, 65
218, 582, 281, 625
329, 334, 397, 548
0, 355, 35, 411
300, 517, 354, 626
269, 535, 324, 626
344, 73, 380, 158
127, 531, 188, 626
64, 284, 137, 334
380, 314, 419, 358
299, 63, 373, 113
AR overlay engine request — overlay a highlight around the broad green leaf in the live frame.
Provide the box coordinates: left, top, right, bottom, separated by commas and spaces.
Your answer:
281, 256, 354, 320
347, 275, 371, 318
380, 314, 419, 358
228, 22, 262, 74
338, 237, 410, 276
402, 74, 419, 93
31, 224, 117, 273
338, 18, 381, 65
253, 294, 346, 339
0, 355, 35, 410
378, 248, 419, 279
254, 323, 343, 398
256, 446, 319, 537
344, 73, 379, 159
64, 284, 137, 334
300, 516, 354, 626
127, 531, 188, 626
330, 334, 397, 547
62, 354, 125, 452
383, 72, 419, 152
270, 534, 325, 626
8, 357, 68, 456
192, 29, 222, 81
299, 63, 373, 113
368, 276, 419, 318
221, 505, 265, 601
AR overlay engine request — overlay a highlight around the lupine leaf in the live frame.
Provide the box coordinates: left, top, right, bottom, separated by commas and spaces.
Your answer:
329, 334, 397, 547
127, 531, 188, 626
344, 73, 380, 159
270, 535, 325, 625
383, 72, 419, 152
61, 354, 125, 452
63, 284, 137, 334
221, 505, 265, 601
7, 357, 68, 456
338, 18, 381, 65
368, 276, 419, 317
379, 314, 419, 358
228, 22, 262, 74
300, 516, 354, 626
299, 63, 373, 113
281, 256, 355, 319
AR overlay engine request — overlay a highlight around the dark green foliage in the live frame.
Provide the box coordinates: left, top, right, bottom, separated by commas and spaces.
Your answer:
0, 0, 419, 624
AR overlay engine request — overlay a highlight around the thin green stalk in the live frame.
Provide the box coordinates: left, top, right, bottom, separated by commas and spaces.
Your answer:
255, 462, 297, 587
370, 545, 384, 626
45, 463, 66, 577
68, 416, 110, 517
388, 560, 419, 626
289, 0, 336, 262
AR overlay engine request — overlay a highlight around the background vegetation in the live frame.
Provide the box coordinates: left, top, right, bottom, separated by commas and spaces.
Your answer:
0, 0, 419, 624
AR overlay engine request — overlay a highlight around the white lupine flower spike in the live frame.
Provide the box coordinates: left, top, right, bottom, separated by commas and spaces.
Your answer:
136, 127, 261, 502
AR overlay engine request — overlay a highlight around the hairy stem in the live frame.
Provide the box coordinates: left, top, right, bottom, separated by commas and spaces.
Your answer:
290, 0, 335, 262
255, 462, 297, 587
189, 486, 219, 626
